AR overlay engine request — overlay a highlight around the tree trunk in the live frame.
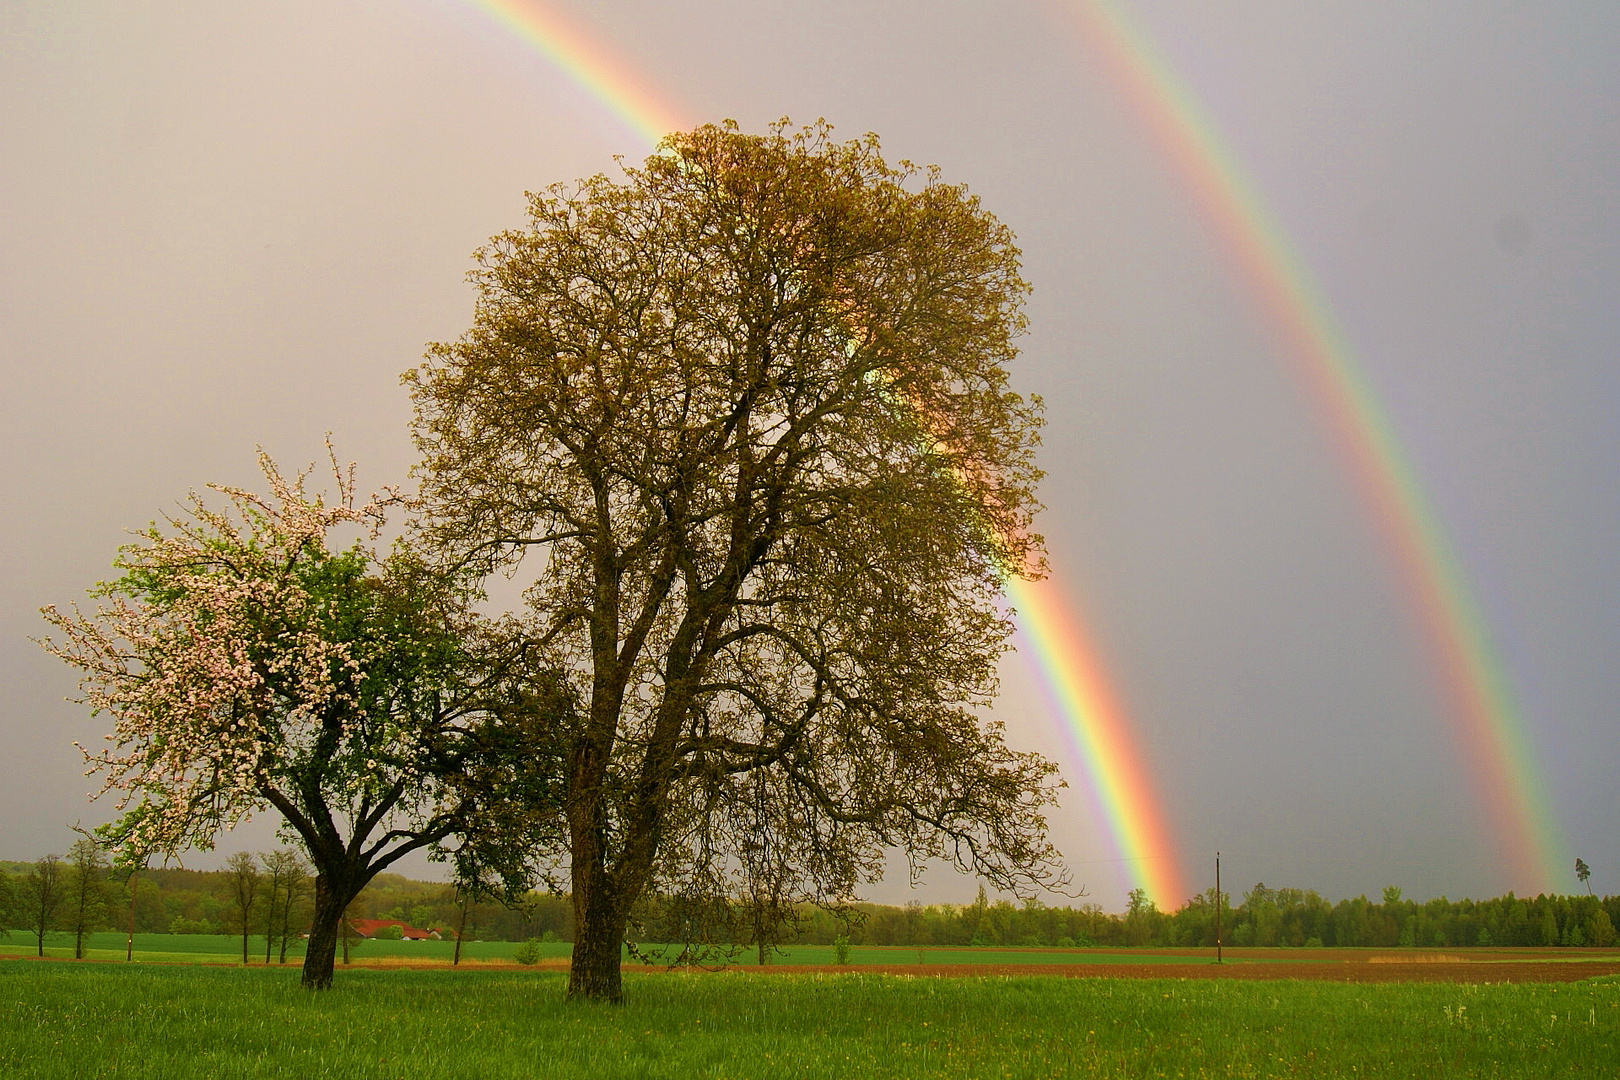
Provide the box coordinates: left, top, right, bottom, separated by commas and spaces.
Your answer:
568, 845, 628, 1002
568, 896, 625, 1003
264, 884, 277, 965
279, 898, 294, 965
301, 874, 349, 990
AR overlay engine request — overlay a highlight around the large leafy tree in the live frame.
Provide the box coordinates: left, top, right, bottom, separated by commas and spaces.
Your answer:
408, 121, 1064, 1002
40, 451, 561, 988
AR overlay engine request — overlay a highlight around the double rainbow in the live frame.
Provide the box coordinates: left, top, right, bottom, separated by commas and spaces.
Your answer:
439, 0, 1564, 904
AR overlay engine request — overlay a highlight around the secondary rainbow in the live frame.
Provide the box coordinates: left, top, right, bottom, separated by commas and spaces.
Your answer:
445, 0, 1191, 909
1062, 0, 1567, 893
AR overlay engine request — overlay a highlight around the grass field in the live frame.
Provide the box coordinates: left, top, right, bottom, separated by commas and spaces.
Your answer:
0, 933, 1289, 968
7, 933, 1620, 975
0, 932, 572, 967
2, 960, 1618, 1078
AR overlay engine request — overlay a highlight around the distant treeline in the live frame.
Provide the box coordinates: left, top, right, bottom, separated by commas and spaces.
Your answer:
3, 858, 1614, 950
822, 885, 1619, 950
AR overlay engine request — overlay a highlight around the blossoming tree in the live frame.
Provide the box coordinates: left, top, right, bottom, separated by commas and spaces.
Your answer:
40, 450, 564, 988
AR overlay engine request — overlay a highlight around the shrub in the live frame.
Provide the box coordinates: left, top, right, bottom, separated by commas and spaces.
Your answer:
168, 916, 214, 935
513, 939, 543, 966
833, 935, 850, 966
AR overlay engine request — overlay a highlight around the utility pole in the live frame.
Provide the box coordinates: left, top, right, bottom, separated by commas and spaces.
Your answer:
1215, 851, 1223, 965
125, 864, 138, 962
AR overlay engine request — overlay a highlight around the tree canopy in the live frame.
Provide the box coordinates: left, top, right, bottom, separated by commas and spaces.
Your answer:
39, 450, 559, 988
407, 120, 1063, 1001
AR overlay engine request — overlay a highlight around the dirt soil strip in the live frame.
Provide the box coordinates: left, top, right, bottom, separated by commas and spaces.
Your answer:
12, 951, 1620, 984
716, 962, 1620, 984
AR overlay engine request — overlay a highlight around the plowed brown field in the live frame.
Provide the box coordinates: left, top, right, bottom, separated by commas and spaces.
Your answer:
683, 948, 1620, 984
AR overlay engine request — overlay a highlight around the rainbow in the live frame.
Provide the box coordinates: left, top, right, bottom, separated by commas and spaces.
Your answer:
445, 0, 1192, 911
444, 0, 1571, 901
1004, 573, 1186, 907
1062, 0, 1567, 893
456, 0, 686, 145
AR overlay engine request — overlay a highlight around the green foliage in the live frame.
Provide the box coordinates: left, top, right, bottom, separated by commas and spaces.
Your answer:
37, 452, 571, 988
833, 934, 851, 966
1589, 908, 1617, 947
410, 119, 1059, 1000
372, 924, 404, 941
167, 917, 214, 936
512, 939, 543, 966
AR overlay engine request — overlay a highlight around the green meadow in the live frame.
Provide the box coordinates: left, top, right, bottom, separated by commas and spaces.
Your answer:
0, 933, 1270, 968
3, 960, 1618, 1079
0, 933, 1325, 971
0, 932, 570, 967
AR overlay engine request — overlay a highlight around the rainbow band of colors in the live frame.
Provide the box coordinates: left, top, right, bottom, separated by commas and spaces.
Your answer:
459, 0, 686, 143
449, 0, 1564, 903
451, 0, 1190, 907
1066, 0, 1566, 893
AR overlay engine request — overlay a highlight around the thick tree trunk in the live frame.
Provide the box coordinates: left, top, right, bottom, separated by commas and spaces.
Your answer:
568, 887, 626, 1003
568, 823, 633, 1002
566, 716, 626, 1001
301, 874, 350, 990
564, 661, 684, 1002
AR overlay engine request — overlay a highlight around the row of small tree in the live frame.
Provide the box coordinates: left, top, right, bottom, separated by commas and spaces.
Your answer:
4, 841, 112, 959
12, 849, 1615, 958
0, 847, 316, 963
217, 850, 316, 965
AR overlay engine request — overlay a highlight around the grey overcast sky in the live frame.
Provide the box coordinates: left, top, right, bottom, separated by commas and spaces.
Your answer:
3, 0, 1616, 910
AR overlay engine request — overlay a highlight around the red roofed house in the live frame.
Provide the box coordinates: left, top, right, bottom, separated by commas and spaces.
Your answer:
344, 918, 443, 941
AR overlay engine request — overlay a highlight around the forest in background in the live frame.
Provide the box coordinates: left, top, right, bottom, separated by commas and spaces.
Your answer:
3, 856, 1615, 952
